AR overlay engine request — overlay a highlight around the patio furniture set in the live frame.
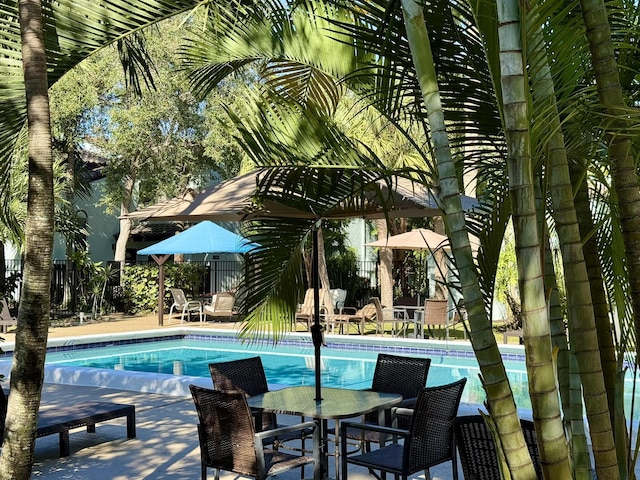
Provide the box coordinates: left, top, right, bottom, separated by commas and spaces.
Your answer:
295, 288, 466, 339
188, 352, 540, 480
167, 287, 237, 324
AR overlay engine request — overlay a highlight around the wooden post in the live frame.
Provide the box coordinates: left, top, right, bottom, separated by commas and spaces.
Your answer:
151, 254, 170, 326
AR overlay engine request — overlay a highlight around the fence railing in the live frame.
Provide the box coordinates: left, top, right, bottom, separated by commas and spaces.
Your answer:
2, 257, 430, 319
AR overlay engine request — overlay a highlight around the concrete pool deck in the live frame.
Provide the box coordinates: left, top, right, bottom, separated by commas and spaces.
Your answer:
31, 382, 471, 480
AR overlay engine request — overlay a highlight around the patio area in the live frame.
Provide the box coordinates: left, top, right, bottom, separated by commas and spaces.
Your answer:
30, 382, 469, 480
2, 314, 466, 479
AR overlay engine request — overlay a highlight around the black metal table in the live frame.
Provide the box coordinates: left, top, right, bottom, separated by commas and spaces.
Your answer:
248, 386, 402, 479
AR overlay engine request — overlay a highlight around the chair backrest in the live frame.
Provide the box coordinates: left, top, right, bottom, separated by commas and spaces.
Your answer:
367, 297, 385, 322
214, 292, 235, 312
298, 288, 331, 315
209, 356, 269, 397
371, 353, 431, 400
330, 289, 347, 310
454, 415, 542, 480
209, 356, 275, 431
189, 385, 259, 478
404, 377, 467, 472
423, 298, 449, 326
170, 288, 188, 306
0, 299, 14, 321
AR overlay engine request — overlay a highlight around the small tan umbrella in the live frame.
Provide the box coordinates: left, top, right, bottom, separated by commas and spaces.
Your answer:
365, 228, 451, 251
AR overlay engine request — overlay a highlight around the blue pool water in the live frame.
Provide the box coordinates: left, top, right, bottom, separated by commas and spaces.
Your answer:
43, 337, 532, 409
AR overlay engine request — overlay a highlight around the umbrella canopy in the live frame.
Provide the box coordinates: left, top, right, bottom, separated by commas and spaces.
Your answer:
126, 169, 478, 222
138, 221, 257, 255
365, 228, 450, 251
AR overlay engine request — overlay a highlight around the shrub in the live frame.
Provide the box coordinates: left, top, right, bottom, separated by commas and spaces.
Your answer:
121, 262, 209, 314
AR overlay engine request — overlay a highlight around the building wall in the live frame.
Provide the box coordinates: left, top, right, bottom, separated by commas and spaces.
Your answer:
53, 178, 120, 263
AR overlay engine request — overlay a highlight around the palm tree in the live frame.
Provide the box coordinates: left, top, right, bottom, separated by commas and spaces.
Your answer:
0, 1, 207, 477
179, 0, 640, 477
0, 1, 55, 478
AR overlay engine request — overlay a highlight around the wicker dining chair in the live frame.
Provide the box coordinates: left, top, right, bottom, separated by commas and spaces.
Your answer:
343, 353, 431, 452
341, 377, 467, 480
208, 356, 313, 455
208, 356, 275, 431
189, 385, 320, 480
369, 353, 431, 423
454, 415, 542, 480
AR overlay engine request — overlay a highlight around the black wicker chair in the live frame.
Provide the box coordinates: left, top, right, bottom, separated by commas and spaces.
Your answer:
341, 377, 467, 480
209, 356, 277, 431
189, 385, 320, 480
454, 415, 542, 480
209, 356, 313, 454
345, 353, 431, 448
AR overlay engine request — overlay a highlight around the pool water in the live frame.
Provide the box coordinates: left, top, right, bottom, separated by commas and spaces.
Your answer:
44, 338, 532, 409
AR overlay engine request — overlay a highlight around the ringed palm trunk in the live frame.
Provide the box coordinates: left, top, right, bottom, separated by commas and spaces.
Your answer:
400, 1, 536, 477
495, 0, 572, 475
580, 0, 640, 367
530, 28, 619, 478
0, 1, 55, 478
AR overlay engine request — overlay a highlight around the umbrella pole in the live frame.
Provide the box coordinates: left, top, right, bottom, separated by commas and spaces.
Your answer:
311, 226, 323, 401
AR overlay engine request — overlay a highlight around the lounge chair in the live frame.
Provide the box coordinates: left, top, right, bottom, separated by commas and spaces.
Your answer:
294, 288, 331, 331
0, 387, 135, 457
168, 288, 203, 324
203, 292, 236, 321
328, 299, 379, 335
0, 298, 17, 333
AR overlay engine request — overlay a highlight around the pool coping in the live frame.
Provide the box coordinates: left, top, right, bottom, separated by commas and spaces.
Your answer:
0, 328, 526, 397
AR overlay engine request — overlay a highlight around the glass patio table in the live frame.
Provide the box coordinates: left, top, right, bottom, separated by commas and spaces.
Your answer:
247, 386, 403, 480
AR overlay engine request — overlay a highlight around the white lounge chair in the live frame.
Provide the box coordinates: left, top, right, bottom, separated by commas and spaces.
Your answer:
168, 288, 202, 324
203, 292, 236, 321
0, 299, 17, 333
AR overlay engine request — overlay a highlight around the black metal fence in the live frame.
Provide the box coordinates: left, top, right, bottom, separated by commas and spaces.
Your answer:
2, 257, 429, 319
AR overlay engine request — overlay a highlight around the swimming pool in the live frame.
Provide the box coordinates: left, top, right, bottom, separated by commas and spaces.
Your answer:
1, 328, 636, 416
32, 332, 532, 409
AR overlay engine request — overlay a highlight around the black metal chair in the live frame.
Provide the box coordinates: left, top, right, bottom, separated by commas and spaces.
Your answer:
341, 377, 467, 480
454, 415, 542, 480
189, 385, 320, 480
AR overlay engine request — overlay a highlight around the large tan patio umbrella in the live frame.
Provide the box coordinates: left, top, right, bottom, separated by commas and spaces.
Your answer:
126, 168, 477, 400
366, 228, 453, 301
127, 169, 449, 222
365, 228, 451, 250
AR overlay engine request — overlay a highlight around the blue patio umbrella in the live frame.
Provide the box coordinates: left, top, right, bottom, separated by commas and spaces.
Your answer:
138, 221, 257, 255
138, 221, 258, 326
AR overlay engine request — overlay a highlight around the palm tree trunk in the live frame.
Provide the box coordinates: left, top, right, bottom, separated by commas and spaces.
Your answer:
494, 0, 572, 475
580, 0, 640, 372
400, 0, 537, 477
530, 24, 619, 476
376, 219, 394, 311
572, 163, 627, 477
0, 1, 54, 478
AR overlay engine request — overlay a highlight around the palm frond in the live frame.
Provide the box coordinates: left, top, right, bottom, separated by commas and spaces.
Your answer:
238, 219, 311, 342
